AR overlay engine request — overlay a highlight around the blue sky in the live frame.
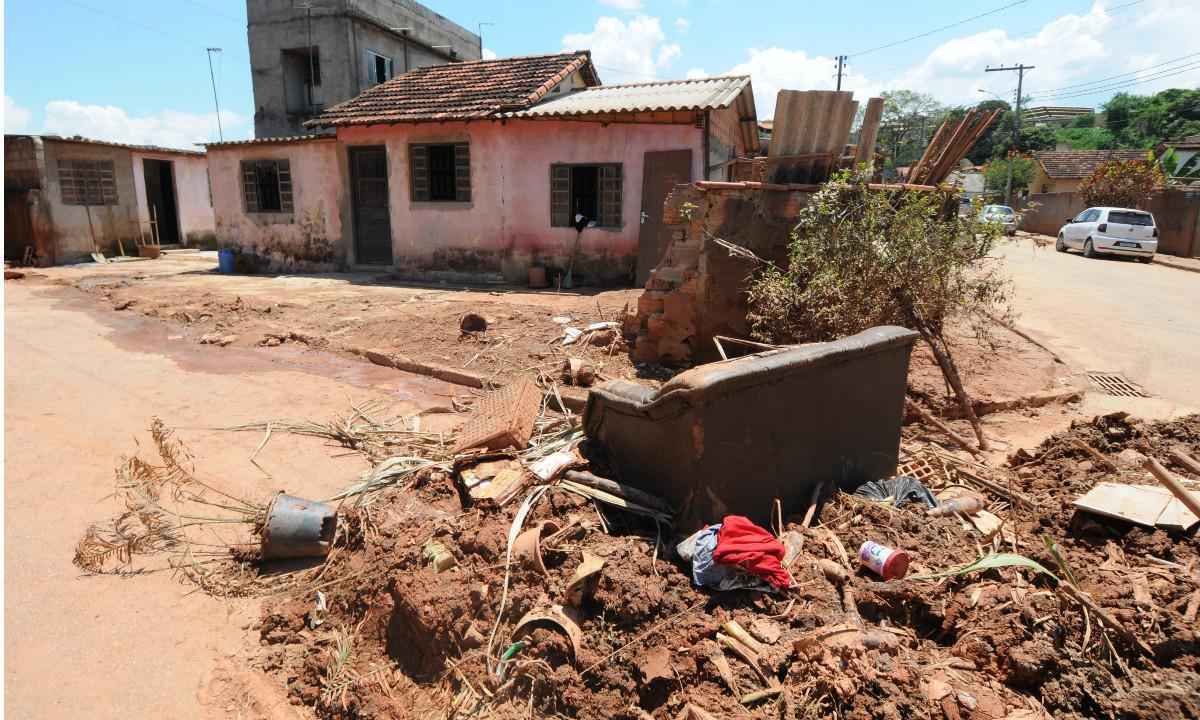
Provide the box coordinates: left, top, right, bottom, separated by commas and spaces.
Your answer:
4, 0, 1197, 148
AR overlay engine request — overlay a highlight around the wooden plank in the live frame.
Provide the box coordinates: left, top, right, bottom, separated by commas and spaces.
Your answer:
855, 97, 885, 169
1073, 483, 1171, 527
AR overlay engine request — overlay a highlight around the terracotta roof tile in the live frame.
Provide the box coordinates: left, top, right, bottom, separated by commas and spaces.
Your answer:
307, 52, 599, 128
1033, 149, 1148, 178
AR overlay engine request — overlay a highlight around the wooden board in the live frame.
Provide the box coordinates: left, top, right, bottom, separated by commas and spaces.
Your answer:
1073, 483, 1172, 527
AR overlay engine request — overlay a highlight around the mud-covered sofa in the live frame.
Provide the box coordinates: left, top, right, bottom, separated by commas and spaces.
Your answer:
583, 325, 920, 530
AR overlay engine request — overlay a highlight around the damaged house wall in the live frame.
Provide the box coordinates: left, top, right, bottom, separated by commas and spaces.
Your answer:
208, 137, 344, 272
630, 181, 811, 365
38, 138, 141, 262
334, 119, 704, 283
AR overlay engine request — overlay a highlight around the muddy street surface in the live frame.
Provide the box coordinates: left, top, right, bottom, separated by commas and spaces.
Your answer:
4, 279, 460, 719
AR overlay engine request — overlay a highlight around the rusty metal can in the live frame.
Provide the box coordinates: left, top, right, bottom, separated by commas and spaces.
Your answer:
858, 540, 911, 580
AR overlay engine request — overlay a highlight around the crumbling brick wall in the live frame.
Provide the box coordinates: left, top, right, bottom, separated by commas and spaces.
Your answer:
627, 182, 812, 366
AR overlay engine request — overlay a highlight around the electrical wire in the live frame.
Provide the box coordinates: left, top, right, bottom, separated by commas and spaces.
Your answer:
1027, 51, 1200, 99
1031, 62, 1200, 101
848, 0, 1028, 58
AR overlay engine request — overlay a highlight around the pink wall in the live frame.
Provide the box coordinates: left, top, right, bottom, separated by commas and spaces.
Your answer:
131, 151, 215, 246
336, 118, 704, 283
208, 139, 344, 271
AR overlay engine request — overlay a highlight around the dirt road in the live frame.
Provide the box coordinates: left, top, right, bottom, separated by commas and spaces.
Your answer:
4, 280, 459, 719
999, 237, 1200, 415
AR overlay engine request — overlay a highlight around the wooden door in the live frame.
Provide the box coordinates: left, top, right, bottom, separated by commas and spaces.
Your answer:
350, 146, 392, 265
636, 149, 692, 285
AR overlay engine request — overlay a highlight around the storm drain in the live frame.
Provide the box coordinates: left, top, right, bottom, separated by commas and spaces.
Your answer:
1086, 372, 1149, 398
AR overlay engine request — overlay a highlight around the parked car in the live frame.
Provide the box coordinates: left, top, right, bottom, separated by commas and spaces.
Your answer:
1055, 207, 1158, 263
979, 204, 1017, 235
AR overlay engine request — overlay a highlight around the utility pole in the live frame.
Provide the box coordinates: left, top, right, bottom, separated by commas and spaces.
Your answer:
206, 47, 224, 142
835, 55, 847, 91
477, 22, 494, 60
986, 63, 1035, 206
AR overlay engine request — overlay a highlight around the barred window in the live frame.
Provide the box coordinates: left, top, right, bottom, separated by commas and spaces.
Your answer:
550, 163, 622, 228
58, 159, 118, 206
240, 159, 293, 213
410, 143, 470, 202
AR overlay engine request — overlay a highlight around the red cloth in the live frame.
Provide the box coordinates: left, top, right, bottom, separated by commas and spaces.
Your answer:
712, 515, 792, 589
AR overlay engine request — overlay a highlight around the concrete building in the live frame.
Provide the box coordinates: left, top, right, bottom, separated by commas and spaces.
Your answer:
207, 52, 758, 285
247, 0, 481, 138
4, 135, 215, 265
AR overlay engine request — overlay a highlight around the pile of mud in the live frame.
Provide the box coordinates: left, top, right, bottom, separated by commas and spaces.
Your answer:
254, 413, 1200, 720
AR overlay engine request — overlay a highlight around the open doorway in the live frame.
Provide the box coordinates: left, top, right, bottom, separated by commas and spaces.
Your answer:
142, 159, 181, 245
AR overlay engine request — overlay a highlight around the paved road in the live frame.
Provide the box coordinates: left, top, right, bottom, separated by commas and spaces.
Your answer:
4, 280, 456, 719
998, 238, 1199, 414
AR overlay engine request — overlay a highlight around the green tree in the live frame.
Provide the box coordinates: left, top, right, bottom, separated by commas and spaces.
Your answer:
879, 90, 948, 170
984, 156, 1035, 196
1104, 89, 1200, 148
1080, 159, 1165, 208
1054, 127, 1116, 150
746, 170, 1009, 450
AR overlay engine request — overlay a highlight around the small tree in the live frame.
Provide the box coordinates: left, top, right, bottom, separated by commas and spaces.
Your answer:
1080, 158, 1164, 208
984, 156, 1035, 196
746, 170, 1010, 450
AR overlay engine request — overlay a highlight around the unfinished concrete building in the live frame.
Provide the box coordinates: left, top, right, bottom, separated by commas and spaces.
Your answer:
248, 0, 481, 138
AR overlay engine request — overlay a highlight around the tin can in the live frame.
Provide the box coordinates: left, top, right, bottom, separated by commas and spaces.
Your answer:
858, 540, 911, 580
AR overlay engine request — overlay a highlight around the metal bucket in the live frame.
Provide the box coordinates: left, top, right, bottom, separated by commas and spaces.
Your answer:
260, 493, 337, 560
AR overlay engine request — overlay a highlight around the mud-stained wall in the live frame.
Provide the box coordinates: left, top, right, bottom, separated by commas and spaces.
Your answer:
131, 151, 215, 247
335, 119, 705, 284
629, 182, 811, 365
208, 138, 344, 272
40, 139, 141, 262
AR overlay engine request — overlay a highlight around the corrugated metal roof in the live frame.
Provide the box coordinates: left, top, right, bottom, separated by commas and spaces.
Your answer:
507, 76, 751, 118
12, 134, 206, 156
205, 134, 336, 149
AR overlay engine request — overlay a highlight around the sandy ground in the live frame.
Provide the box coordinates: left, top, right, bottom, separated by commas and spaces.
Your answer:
999, 236, 1200, 419
3, 278, 462, 719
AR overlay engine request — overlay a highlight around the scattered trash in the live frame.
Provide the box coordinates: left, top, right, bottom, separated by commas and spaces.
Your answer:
853, 475, 938, 508
551, 315, 573, 324
561, 357, 597, 387
450, 378, 541, 454
528, 449, 579, 481
513, 520, 560, 575
458, 457, 527, 505
858, 540, 911, 580
562, 321, 618, 346
459, 312, 488, 333
307, 590, 328, 628
677, 524, 773, 592
511, 603, 584, 664
712, 515, 793, 589
422, 540, 457, 572
564, 551, 605, 607
260, 493, 338, 560
199, 333, 238, 347
1072, 481, 1199, 531
927, 493, 985, 517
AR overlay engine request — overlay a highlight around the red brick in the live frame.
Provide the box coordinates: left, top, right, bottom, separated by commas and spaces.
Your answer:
636, 292, 664, 316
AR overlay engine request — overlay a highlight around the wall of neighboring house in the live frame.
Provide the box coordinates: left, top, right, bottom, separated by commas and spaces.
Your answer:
4, 135, 55, 265
40, 140, 141, 262
208, 138, 344, 271
130, 151, 216, 247
334, 118, 704, 284
247, 0, 480, 138
1030, 164, 1083, 195
707, 103, 745, 180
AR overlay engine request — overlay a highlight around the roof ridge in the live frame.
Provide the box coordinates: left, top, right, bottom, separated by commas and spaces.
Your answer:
431, 50, 589, 69
585, 75, 750, 90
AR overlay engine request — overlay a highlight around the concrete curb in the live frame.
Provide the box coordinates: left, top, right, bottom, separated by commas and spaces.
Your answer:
1153, 256, 1200, 275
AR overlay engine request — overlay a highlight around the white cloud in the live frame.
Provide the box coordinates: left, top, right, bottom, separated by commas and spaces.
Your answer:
40, 101, 245, 149
5, 96, 33, 132
674, 17, 689, 32
727, 48, 880, 118
481, 47, 498, 61
685, 68, 709, 80
599, 0, 642, 10
564, 16, 679, 82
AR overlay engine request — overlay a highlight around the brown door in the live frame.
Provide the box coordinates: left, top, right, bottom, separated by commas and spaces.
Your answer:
636, 149, 692, 285
350, 146, 393, 265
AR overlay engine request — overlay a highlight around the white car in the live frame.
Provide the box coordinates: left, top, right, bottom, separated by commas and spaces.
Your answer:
979, 204, 1017, 235
1056, 207, 1158, 263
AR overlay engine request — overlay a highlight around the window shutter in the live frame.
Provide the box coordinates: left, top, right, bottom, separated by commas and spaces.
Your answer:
454, 143, 471, 202
410, 144, 430, 201
241, 160, 259, 213
599, 164, 623, 227
550, 165, 570, 227
277, 159, 294, 213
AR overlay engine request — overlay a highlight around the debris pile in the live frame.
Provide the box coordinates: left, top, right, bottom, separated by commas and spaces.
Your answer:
77, 395, 1200, 719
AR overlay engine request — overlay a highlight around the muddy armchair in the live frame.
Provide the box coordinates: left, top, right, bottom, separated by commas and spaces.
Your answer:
583, 326, 920, 531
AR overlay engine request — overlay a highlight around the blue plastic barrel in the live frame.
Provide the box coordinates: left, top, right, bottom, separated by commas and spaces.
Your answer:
217, 248, 236, 273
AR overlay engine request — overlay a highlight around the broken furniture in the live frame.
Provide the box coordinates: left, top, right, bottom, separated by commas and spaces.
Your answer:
584, 326, 919, 530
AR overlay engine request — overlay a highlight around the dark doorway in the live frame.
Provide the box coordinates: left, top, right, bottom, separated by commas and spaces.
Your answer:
350, 146, 393, 265
142, 159, 181, 245
636, 149, 692, 285
5, 191, 35, 263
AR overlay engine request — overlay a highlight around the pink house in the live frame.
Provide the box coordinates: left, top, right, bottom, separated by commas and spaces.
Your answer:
206, 51, 758, 285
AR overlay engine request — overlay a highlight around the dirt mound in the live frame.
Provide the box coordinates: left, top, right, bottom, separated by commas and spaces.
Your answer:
247, 413, 1199, 719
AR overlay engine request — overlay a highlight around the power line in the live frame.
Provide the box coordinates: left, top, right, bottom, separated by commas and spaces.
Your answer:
848, 0, 1028, 58
1028, 52, 1200, 98
1033, 61, 1200, 101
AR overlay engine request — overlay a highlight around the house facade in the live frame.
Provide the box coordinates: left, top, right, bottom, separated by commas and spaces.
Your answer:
1030, 149, 1148, 194
209, 52, 758, 285
247, 0, 480, 138
4, 135, 215, 265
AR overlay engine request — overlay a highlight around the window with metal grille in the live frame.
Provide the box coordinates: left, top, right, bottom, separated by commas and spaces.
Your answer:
550, 163, 622, 227
58, 159, 118, 206
240, 159, 293, 213
409, 143, 470, 202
